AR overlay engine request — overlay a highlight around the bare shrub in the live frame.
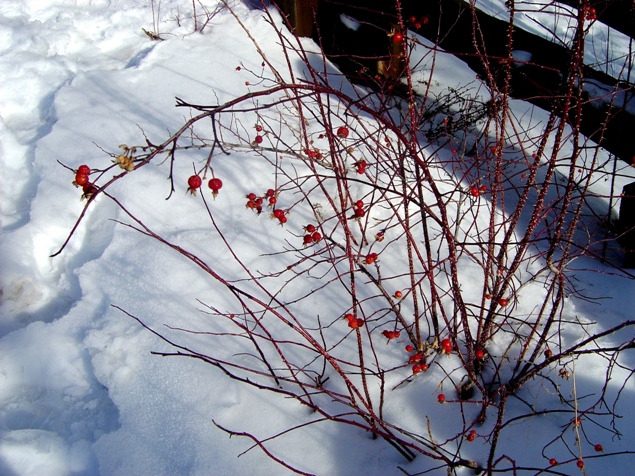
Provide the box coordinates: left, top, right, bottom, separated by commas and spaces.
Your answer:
56, 0, 635, 473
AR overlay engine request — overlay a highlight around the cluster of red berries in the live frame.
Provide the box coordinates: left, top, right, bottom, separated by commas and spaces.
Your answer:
408, 15, 429, 30
352, 199, 366, 219
345, 313, 364, 329
336, 126, 349, 138
187, 174, 222, 197
381, 330, 400, 340
272, 208, 287, 225
302, 224, 322, 245
408, 350, 428, 374
355, 159, 367, 174
245, 188, 277, 214
484, 293, 510, 307
73, 164, 98, 199
305, 148, 323, 160
412, 362, 428, 374
252, 124, 265, 145
469, 184, 487, 197
74, 164, 91, 186
583, 5, 597, 21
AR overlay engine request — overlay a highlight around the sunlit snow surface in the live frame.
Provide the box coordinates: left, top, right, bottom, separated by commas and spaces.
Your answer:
1, 1, 634, 475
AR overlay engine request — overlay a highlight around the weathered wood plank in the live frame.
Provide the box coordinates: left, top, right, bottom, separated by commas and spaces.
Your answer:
274, 0, 320, 37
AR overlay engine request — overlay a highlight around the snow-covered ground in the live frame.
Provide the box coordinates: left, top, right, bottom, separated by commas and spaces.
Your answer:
1, 1, 634, 475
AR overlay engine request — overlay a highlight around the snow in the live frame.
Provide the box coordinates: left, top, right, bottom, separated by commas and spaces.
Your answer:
511, 49, 532, 66
1, 1, 634, 475
339, 14, 361, 32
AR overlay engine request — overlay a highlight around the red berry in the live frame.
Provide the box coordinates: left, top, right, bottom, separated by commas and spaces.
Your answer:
303, 234, 313, 245
266, 188, 275, 197
364, 253, 378, 265
354, 207, 366, 218
208, 177, 223, 193
414, 22, 421, 29
77, 164, 91, 175
420, 363, 428, 371
305, 149, 317, 159
421, 16, 429, 25
498, 298, 509, 307
549, 458, 557, 466
394, 290, 403, 298
278, 215, 287, 224
355, 160, 367, 174
247, 192, 257, 201
470, 187, 480, 197
409, 15, 416, 23
392, 32, 404, 43
480, 184, 487, 191
594, 443, 604, 452
355, 200, 364, 209
82, 182, 98, 199
311, 232, 322, 242
438, 394, 446, 403
336, 126, 349, 138
305, 224, 316, 233
440, 338, 453, 354
576, 460, 584, 469
254, 135, 263, 145
475, 349, 485, 360
188, 175, 202, 190
405, 344, 414, 352
466, 430, 476, 442
75, 173, 89, 186
268, 197, 277, 205
545, 348, 553, 358
255, 124, 263, 132
273, 209, 285, 219
412, 364, 422, 374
